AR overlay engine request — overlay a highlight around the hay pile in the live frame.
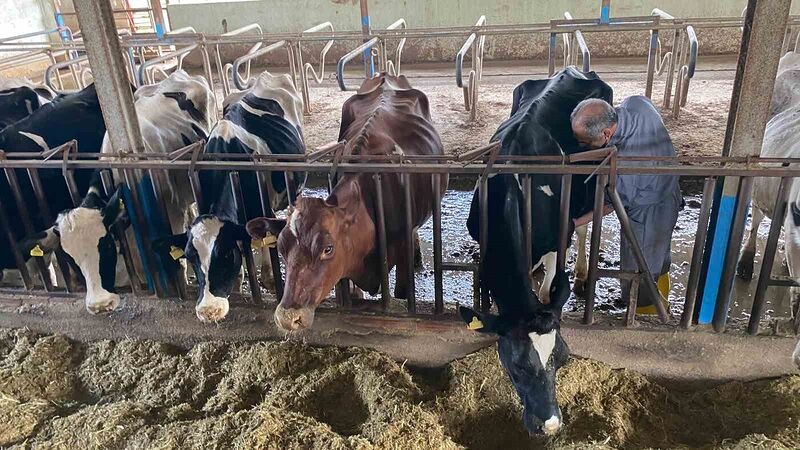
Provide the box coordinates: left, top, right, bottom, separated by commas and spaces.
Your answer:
1, 328, 798, 450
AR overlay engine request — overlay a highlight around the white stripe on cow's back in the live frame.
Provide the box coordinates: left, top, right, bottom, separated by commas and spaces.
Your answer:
249, 71, 304, 131
210, 119, 270, 155
528, 330, 557, 367
191, 217, 224, 278
18, 131, 49, 151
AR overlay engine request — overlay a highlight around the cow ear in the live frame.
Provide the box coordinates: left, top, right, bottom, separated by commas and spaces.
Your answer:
246, 217, 286, 240
152, 233, 188, 260
103, 186, 129, 229
18, 227, 61, 260
458, 306, 505, 334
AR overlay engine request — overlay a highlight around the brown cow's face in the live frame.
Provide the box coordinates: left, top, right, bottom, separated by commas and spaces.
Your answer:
248, 187, 372, 331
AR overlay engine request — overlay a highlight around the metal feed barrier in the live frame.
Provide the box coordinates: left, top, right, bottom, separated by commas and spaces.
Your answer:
336, 18, 407, 91
2, 143, 799, 333
455, 16, 487, 121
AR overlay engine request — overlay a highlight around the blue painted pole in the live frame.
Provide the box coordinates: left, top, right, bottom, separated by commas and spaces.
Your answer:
600, 0, 611, 24
150, 0, 166, 38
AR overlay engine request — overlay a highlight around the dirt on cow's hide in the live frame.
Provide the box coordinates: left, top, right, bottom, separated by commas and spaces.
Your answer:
0, 328, 798, 450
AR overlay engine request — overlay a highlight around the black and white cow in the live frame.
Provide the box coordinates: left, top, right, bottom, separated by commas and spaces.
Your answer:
474, 67, 612, 304
21, 71, 215, 313
0, 78, 55, 129
2, 83, 106, 284
461, 68, 612, 435
154, 71, 306, 323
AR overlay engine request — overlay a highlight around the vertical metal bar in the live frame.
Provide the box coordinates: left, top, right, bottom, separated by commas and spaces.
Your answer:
100, 171, 142, 296
583, 175, 606, 325
645, 26, 659, 98
625, 278, 639, 327
608, 186, 668, 322
328, 174, 351, 307
522, 175, 532, 271
713, 176, 753, 332
149, 169, 186, 300
664, 29, 683, 109
296, 42, 312, 115
748, 176, 790, 334
284, 172, 297, 206
0, 195, 33, 290
150, 0, 167, 37
122, 169, 161, 297
403, 173, 416, 313
359, 0, 374, 78
3, 167, 53, 291
432, 174, 443, 315
229, 172, 262, 304
600, 0, 612, 23
557, 174, 572, 271
27, 168, 75, 293
479, 175, 490, 312
548, 32, 557, 76
373, 173, 391, 309
681, 177, 716, 328
256, 171, 284, 299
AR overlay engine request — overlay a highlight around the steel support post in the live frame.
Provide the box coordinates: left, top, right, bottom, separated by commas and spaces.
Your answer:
359, 0, 374, 78
698, 0, 791, 327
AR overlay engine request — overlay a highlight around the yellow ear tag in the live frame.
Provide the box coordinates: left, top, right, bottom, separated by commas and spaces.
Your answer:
30, 245, 44, 257
467, 316, 484, 330
119, 198, 125, 210
263, 235, 278, 248
169, 245, 184, 260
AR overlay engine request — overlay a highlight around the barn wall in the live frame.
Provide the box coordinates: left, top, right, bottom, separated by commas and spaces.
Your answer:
167, 0, 800, 65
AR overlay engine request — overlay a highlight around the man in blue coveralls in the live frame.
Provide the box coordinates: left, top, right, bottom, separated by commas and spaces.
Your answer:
570, 96, 683, 314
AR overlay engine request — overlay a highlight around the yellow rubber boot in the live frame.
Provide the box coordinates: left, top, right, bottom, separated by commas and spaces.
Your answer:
636, 272, 671, 315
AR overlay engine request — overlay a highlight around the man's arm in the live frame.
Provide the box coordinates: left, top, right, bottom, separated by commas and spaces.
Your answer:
572, 204, 613, 227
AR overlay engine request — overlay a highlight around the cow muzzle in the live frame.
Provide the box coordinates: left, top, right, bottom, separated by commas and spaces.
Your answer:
274, 305, 315, 331
196, 294, 230, 323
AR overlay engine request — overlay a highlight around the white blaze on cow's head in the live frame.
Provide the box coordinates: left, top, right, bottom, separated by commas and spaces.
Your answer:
154, 215, 251, 323
459, 270, 571, 436
20, 180, 129, 314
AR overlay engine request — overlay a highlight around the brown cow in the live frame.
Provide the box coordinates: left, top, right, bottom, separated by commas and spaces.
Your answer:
247, 73, 447, 331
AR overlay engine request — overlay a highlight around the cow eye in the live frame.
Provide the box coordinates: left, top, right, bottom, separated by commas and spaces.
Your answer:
322, 245, 334, 258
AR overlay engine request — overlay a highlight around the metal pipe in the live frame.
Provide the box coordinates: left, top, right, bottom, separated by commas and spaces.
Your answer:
748, 176, 790, 334
337, 18, 407, 91
44, 55, 89, 94
403, 173, 416, 313
0, 193, 33, 290
231, 40, 288, 90
255, 171, 284, 298
523, 175, 532, 271
99, 171, 142, 297
229, 172, 262, 304
373, 173, 391, 309
360, 0, 373, 78
583, 175, 606, 324
563, 12, 591, 73
455, 16, 487, 88
479, 175, 490, 312
607, 186, 669, 323
557, 174, 572, 271
299, 21, 336, 113
138, 44, 198, 87
712, 176, 753, 332
432, 174, 444, 314
681, 177, 716, 328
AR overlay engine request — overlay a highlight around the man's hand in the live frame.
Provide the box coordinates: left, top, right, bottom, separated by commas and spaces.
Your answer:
573, 204, 613, 227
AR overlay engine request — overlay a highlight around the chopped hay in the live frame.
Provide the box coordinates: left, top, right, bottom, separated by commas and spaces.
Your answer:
1, 330, 798, 450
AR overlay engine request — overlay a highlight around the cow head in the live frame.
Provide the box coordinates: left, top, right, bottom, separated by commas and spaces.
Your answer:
246, 180, 373, 331
459, 270, 571, 436
153, 215, 250, 323
19, 178, 129, 314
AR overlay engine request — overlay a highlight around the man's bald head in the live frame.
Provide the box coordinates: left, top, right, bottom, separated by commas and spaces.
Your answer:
571, 99, 618, 149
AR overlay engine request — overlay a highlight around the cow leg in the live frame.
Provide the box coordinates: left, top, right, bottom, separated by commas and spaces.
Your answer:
573, 224, 589, 296
737, 207, 764, 281
350, 281, 364, 299
413, 229, 423, 271
535, 251, 557, 304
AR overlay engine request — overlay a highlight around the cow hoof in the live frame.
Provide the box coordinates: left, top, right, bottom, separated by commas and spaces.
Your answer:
736, 256, 755, 281
573, 278, 586, 297
85, 295, 121, 314
196, 297, 230, 323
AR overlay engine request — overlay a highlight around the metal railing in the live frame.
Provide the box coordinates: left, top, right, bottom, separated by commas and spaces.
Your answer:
455, 16, 487, 121
336, 18, 407, 91
560, 12, 591, 73
214, 24, 263, 98
2, 142, 800, 333
295, 22, 336, 114
231, 40, 290, 90
645, 9, 699, 118
0, 27, 80, 91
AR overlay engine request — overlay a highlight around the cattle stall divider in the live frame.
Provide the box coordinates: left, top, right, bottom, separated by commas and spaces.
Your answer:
4, 146, 800, 333
336, 18, 407, 91
455, 16, 487, 122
